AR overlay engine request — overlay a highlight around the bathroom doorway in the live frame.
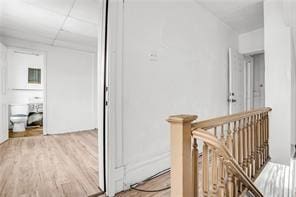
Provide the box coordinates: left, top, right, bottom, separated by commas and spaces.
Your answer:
6, 48, 46, 138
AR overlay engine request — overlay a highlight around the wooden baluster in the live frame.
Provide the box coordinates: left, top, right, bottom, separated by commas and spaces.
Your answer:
226, 123, 234, 197
238, 120, 243, 168
264, 112, 269, 162
217, 156, 225, 197
192, 138, 198, 197
247, 117, 252, 178
266, 113, 270, 159
233, 121, 238, 162
220, 125, 225, 145
259, 113, 264, 167
226, 123, 233, 155
243, 118, 248, 174
251, 115, 256, 178
212, 130, 218, 195
202, 143, 209, 197
232, 121, 239, 196
256, 114, 261, 171
262, 113, 266, 164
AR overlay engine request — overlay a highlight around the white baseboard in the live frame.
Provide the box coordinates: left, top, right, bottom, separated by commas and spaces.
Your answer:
122, 152, 170, 191
46, 128, 97, 135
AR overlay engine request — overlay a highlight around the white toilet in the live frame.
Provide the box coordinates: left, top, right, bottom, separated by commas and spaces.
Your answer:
10, 104, 29, 132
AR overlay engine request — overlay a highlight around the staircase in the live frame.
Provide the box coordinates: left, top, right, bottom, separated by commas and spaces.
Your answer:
168, 108, 272, 197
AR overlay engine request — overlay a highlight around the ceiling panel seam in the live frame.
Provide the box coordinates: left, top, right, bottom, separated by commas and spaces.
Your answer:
51, 0, 77, 46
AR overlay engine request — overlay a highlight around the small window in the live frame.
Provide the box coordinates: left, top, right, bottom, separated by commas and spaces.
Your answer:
28, 68, 41, 84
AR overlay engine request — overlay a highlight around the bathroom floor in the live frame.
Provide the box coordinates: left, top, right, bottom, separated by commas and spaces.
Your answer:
9, 126, 43, 138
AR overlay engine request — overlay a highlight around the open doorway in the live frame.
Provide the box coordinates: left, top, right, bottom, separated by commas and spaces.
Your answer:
252, 53, 265, 108
228, 49, 265, 113
6, 48, 46, 138
245, 53, 265, 110
0, 0, 109, 195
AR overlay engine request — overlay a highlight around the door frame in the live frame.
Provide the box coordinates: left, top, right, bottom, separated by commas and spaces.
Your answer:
0, 43, 8, 144
5, 47, 47, 136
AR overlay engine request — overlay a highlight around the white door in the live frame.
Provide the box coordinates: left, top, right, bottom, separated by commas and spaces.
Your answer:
228, 48, 245, 114
0, 43, 8, 144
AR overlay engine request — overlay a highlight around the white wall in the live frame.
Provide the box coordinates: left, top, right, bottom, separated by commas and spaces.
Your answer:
239, 28, 264, 55
291, 30, 296, 146
0, 36, 97, 134
264, 0, 293, 165
109, 0, 238, 193
46, 47, 96, 133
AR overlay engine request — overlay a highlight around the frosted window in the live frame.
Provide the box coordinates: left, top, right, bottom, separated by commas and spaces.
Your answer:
28, 68, 41, 84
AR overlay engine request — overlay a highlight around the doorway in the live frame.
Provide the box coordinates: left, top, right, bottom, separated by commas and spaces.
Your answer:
228, 48, 265, 113
252, 53, 265, 108
6, 48, 46, 138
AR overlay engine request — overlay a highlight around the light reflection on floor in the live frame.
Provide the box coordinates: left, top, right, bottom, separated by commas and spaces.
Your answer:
254, 148, 296, 197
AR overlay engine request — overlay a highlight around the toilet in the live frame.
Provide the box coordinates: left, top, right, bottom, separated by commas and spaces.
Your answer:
10, 104, 29, 132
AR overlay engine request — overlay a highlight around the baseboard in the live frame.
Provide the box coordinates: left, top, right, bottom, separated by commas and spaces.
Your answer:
0, 138, 8, 145
46, 128, 97, 135
122, 152, 170, 190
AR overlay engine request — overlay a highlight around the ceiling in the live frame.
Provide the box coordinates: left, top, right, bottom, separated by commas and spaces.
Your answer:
195, 0, 264, 34
0, 0, 99, 52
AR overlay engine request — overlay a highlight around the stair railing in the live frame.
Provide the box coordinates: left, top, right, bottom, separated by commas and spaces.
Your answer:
167, 107, 272, 197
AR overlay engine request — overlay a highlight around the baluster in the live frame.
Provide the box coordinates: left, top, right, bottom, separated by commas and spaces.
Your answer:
217, 156, 225, 197
259, 113, 264, 168
232, 121, 239, 196
256, 114, 261, 171
247, 117, 252, 178
226, 123, 233, 155
262, 113, 266, 164
264, 112, 268, 162
238, 120, 243, 168
251, 115, 256, 178
243, 118, 248, 174
266, 113, 270, 159
192, 138, 198, 197
226, 123, 234, 197
202, 143, 209, 196
220, 125, 225, 145
226, 169, 234, 197
233, 121, 239, 162
212, 137, 218, 195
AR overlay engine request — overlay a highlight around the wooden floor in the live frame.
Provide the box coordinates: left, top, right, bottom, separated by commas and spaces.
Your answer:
0, 130, 101, 197
116, 173, 170, 197
9, 126, 43, 138
116, 160, 296, 197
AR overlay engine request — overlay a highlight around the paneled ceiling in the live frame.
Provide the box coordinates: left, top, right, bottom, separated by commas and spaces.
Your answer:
195, 0, 264, 34
0, 0, 99, 52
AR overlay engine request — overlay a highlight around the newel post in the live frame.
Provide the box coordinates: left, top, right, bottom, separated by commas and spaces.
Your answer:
167, 115, 198, 197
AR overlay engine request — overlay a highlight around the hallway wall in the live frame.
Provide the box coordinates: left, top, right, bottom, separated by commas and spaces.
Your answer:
264, 0, 293, 165
115, 0, 239, 191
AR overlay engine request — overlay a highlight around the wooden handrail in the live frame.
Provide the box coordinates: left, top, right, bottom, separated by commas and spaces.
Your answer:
168, 107, 271, 197
192, 128, 263, 197
192, 107, 272, 130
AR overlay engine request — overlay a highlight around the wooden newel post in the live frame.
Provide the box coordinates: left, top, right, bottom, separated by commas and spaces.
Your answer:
167, 115, 198, 197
